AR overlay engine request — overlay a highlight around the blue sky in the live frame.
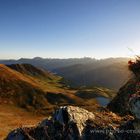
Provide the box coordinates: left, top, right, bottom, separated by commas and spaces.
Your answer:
0, 0, 140, 59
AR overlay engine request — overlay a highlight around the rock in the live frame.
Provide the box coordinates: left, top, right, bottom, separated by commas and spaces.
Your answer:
52, 106, 95, 136
5, 104, 140, 140
116, 120, 140, 140
6, 129, 28, 140
6, 106, 95, 140
107, 78, 137, 115
6, 126, 53, 140
129, 95, 140, 120
112, 95, 140, 140
82, 119, 116, 140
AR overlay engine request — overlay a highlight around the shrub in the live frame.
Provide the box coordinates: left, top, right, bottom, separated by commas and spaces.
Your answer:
128, 56, 140, 75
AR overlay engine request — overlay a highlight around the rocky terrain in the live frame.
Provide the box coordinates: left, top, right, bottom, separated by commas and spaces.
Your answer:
5, 93, 140, 140
5, 104, 137, 140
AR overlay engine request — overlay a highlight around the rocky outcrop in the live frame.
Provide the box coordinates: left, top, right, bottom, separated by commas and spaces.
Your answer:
129, 95, 140, 119
40, 106, 95, 138
6, 106, 95, 140
115, 95, 140, 140
107, 78, 137, 115
6, 103, 140, 140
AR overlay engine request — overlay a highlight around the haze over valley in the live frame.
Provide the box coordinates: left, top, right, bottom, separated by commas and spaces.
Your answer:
0, 57, 131, 90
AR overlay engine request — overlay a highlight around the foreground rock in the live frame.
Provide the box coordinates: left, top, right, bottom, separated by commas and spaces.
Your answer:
53, 106, 95, 136
129, 95, 140, 119
107, 78, 137, 115
6, 104, 140, 140
6, 106, 96, 140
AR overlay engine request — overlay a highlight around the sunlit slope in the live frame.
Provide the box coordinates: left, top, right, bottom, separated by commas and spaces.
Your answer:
7, 63, 67, 93
0, 64, 52, 111
0, 64, 84, 113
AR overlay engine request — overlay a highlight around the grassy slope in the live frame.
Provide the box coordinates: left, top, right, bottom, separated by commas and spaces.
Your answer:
0, 64, 84, 112
6, 63, 67, 93
0, 104, 45, 139
76, 87, 116, 99
0, 64, 53, 112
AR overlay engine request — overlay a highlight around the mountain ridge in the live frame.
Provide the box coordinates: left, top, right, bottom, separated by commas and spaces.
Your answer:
0, 57, 131, 89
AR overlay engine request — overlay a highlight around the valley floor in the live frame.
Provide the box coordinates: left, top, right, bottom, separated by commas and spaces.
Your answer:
0, 104, 45, 140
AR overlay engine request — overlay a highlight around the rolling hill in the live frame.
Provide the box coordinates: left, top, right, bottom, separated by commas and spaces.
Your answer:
0, 64, 52, 113
0, 64, 85, 115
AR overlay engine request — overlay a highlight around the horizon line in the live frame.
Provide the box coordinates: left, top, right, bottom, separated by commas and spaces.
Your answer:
0, 56, 133, 61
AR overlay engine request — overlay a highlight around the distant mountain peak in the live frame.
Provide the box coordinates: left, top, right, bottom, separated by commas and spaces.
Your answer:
33, 57, 43, 60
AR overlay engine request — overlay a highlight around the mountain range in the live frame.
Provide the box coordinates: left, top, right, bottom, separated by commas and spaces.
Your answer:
0, 57, 132, 89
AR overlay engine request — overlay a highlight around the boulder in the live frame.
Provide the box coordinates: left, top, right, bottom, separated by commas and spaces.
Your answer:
129, 95, 140, 120
52, 106, 95, 136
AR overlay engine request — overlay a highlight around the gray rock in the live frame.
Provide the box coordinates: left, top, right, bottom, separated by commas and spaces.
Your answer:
6, 104, 140, 140
52, 106, 95, 136
129, 95, 140, 120
6, 106, 95, 140
6, 129, 26, 140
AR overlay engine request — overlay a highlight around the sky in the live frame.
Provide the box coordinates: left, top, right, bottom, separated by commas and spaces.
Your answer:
0, 0, 140, 59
